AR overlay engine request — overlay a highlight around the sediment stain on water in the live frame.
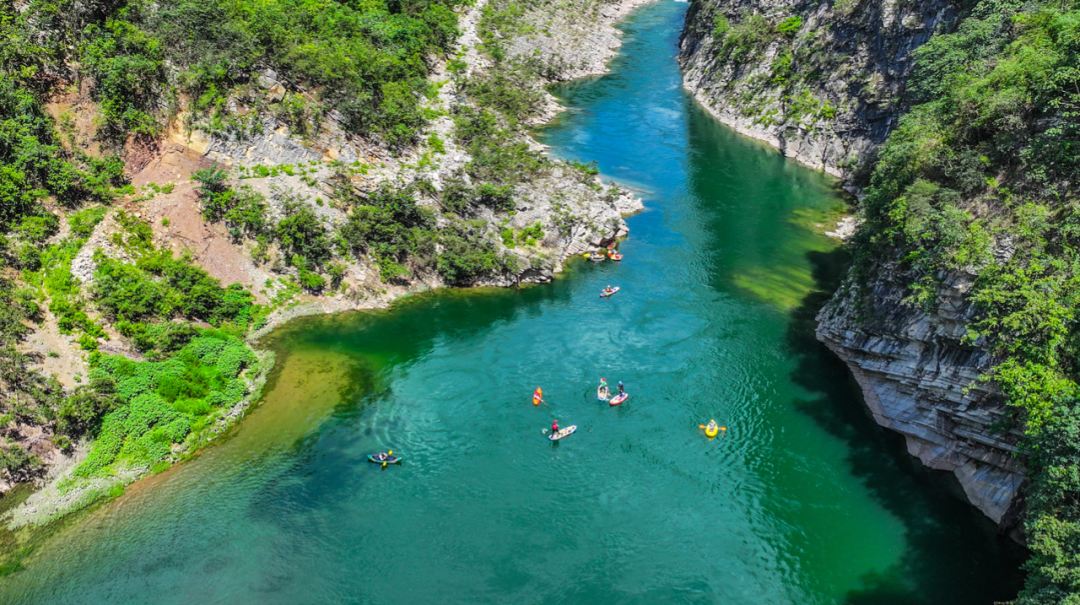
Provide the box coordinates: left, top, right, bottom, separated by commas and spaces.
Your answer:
0, 2, 1025, 603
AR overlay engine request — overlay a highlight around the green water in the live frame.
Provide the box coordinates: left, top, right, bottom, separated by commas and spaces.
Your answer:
0, 2, 1024, 603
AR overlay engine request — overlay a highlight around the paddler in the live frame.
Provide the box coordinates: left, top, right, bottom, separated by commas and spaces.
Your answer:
617, 380, 624, 394
552, 418, 559, 435
604, 285, 614, 294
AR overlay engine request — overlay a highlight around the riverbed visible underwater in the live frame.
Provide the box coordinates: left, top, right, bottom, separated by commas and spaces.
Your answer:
0, 2, 1025, 603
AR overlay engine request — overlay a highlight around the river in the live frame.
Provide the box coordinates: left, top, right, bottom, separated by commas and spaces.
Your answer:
0, 2, 1025, 603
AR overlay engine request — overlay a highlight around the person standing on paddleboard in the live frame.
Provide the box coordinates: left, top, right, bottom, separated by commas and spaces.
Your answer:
552, 419, 559, 435
618, 381, 624, 394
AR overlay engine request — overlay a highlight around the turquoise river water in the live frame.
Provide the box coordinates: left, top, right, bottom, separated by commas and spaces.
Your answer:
0, 2, 1025, 603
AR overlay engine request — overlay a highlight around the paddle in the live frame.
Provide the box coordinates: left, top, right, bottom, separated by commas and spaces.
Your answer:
382, 449, 393, 468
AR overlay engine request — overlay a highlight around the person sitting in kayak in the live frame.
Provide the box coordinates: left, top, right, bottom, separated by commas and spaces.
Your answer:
375, 452, 389, 461
604, 285, 614, 294
552, 419, 559, 435
618, 381, 624, 394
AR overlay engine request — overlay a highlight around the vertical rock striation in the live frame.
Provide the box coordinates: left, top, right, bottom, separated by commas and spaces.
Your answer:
678, 0, 959, 177
816, 272, 1025, 527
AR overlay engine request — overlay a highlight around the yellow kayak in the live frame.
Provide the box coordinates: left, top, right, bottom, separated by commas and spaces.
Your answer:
705, 420, 719, 438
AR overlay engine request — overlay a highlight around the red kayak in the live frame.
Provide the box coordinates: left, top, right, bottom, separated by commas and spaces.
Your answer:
609, 393, 628, 406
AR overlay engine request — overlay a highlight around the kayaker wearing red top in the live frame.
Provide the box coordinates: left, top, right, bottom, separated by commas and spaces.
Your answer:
552, 419, 559, 435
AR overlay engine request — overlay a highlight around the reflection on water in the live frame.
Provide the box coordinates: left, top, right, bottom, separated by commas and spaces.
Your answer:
0, 2, 1024, 604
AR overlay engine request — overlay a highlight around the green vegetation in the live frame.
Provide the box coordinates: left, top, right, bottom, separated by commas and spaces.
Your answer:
0, 279, 59, 479
848, 0, 1080, 600
438, 220, 519, 284
74, 333, 256, 477
715, 13, 772, 64
501, 221, 544, 248
776, 16, 802, 36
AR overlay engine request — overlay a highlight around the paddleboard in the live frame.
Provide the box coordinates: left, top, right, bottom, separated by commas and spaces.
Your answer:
609, 393, 628, 406
600, 287, 620, 298
597, 385, 609, 401
549, 425, 577, 440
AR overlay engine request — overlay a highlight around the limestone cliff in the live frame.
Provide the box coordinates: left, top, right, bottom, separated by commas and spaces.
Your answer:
677, 0, 1028, 527
816, 273, 1025, 528
678, 0, 959, 177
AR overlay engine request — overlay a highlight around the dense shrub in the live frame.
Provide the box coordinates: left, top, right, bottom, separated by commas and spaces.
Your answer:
75, 334, 256, 477
437, 221, 513, 285
452, 106, 546, 184
340, 184, 437, 281
275, 201, 332, 271
193, 167, 234, 221
81, 18, 165, 139
0, 74, 121, 221
68, 206, 108, 239
94, 249, 259, 327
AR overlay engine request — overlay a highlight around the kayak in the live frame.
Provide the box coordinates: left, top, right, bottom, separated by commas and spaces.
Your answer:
549, 425, 577, 441
600, 287, 620, 298
597, 385, 609, 401
609, 253, 623, 261
705, 420, 719, 438
589, 254, 605, 262
609, 393, 628, 406
533, 387, 543, 406
368, 455, 401, 464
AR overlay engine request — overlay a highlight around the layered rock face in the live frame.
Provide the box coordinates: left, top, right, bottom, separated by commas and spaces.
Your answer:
816, 273, 1024, 526
678, 0, 959, 177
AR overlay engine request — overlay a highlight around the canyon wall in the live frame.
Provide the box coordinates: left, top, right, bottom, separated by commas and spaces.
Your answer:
678, 0, 958, 178
679, 0, 1026, 527
816, 274, 1024, 528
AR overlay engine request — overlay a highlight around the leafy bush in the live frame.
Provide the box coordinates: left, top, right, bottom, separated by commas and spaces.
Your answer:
94, 249, 259, 327
453, 106, 546, 184
69, 206, 108, 239
475, 183, 515, 212
712, 14, 731, 41
75, 333, 256, 477
776, 16, 802, 36
0, 74, 121, 221
81, 18, 165, 139
340, 184, 437, 281
460, 60, 546, 127
437, 221, 512, 285
193, 167, 234, 221
276, 200, 332, 270
717, 13, 773, 64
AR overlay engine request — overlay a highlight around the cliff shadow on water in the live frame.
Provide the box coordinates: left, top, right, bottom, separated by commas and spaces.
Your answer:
785, 246, 1027, 604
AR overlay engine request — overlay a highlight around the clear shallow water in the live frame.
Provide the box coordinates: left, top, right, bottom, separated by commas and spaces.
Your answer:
0, 2, 1025, 603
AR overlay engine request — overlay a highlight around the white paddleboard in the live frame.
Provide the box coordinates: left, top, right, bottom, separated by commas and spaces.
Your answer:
549, 425, 577, 441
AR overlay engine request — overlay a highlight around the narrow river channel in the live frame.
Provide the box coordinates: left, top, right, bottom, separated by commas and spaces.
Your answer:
0, 2, 1025, 603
